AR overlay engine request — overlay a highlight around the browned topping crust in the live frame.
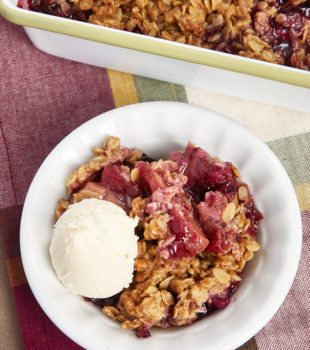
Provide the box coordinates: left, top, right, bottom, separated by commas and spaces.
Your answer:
28, 0, 310, 70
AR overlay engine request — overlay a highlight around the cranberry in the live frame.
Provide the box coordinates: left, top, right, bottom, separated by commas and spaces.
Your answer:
252, 0, 310, 68
198, 280, 241, 319
72, 9, 91, 22
244, 201, 263, 236
83, 292, 121, 308
27, 0, 91, 21
171, 145, 236, 197
210, 280, 240, 309
211, 294, 230, 309
206, 228, 236, 253
274, 28, 290, 43
201, 161, 236, 193
136, 325, 151, 338
158, 306, 174, 327
228, 280, 241, 296
139, 153, 156, 163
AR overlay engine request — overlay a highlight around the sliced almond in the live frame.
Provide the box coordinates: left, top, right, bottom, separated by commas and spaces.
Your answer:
200, 277, 216, 288
121, 319, 142, 330
159, 275, 175, 289
243, 250, 254, 261
142, 286, 158, 297
93, 147, 105, 155
161, 290, 174, 306
231, 274, 242, 281
243, 218, 251, 232
222, 202, 236, 223
238, 186, 249, 202
212, 267, 231, 284
245, 240, 260, 252
235, 212, 245, 229
217, 254, 235, 266
232, 165, 242, 178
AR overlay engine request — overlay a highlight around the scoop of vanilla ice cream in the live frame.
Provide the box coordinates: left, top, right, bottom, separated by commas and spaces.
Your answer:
50, 198, 138, 298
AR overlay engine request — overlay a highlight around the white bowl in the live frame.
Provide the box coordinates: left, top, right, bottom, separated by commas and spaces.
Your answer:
20, 101, 302, 350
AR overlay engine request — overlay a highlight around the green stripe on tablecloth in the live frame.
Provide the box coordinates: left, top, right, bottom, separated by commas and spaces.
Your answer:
133, 76, 188, 102
267, 132, 310, 186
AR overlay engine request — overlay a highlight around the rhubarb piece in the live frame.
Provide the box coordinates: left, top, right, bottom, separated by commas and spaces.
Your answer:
198, 192, 238, 254
100, 164, 143, 198
135, 161, 165, 195
159, 204, 209, 259
82, 182, 132, 213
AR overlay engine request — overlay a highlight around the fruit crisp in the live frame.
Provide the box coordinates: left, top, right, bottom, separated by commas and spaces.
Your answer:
56, 136, 263, 337
20, 0, 310, 70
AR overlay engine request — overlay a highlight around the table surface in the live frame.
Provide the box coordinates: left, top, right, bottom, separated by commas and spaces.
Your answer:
0, 10, 309, 350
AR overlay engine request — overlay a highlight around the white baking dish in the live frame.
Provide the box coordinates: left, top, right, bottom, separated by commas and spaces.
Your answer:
1, 0, 310, 112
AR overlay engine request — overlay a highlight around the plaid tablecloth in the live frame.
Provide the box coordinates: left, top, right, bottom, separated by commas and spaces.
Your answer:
0, 13, 309, 350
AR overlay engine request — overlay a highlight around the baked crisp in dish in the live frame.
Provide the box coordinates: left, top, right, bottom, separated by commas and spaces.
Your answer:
56, 136, 263, 337
21, 0, 310, 70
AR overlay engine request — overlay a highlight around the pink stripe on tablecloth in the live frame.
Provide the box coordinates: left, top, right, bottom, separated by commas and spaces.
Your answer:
0, 17, 115, 207
255, 210, 310, 350
0, 121, 16, 209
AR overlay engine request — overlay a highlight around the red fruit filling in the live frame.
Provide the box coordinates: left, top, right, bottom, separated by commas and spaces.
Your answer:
253, 0, 310, 68
210, 280, 241, 309
198, 192, 238, 253
21, 0, 91, 21
237, 183, 263, 237
244, 202, 264, 236
171, 144, 236, 197
83, 181, 132, 213
163, 204, 209, 259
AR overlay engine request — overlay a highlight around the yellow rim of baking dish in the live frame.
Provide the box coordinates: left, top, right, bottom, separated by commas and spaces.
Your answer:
1, 0, 309, 89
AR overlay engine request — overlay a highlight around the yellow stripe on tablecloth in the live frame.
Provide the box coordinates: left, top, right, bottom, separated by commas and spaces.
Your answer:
107, 70, 139, 107
6, 257, 27, 287
294, 183, 310, 212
